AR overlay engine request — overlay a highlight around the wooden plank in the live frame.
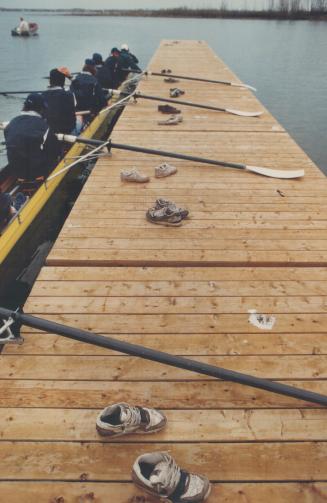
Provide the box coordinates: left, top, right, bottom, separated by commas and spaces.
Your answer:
1, 354, 326, 380
0, 482, 325, 503
0, 408, 326, 442
0, 379, 324, 409
0, 441, 326, 481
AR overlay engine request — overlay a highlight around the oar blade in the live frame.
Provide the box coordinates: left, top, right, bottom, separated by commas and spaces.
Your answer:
226, 108, 263, 117
246, 165, 305, 179
232, 83, 257, 92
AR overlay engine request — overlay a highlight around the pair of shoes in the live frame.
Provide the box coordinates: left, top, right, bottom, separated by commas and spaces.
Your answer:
164, 77, 180, 83
155, 198, 189, 219
96, 402, 210, 502
170, 88, 185, 98
158, 115, 183, 126
158, 104, 181, 114
146, 199, 188, 227
121, 168, 150, 183
155, 163, 177, 178
161, 68, 172, 74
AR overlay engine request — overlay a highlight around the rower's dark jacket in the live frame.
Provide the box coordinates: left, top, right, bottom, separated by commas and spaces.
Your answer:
96, 64, 117, 90
0, 192, 12, 225
116, 50, 141, 85
42, 87, 76, 134
4, 112, 60, 181
70, 72, 107, 113
103, 56, 120, 89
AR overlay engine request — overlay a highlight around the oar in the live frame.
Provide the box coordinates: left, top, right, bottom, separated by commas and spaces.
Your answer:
111, 89, 262, 117
0, 306, 326, 406
56, 134, 305, 179
146, 71, 257, 92
0, 91, 41, 96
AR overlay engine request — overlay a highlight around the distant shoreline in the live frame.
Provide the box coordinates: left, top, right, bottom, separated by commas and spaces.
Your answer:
1, 7, 326, 21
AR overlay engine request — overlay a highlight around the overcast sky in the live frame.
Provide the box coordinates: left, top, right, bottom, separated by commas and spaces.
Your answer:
0, 0, 276, 10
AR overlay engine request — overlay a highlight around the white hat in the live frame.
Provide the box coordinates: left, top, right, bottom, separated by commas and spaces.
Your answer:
121, 43, 129, 51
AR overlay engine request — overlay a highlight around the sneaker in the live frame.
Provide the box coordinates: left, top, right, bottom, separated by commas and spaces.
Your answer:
96, 403, 167, 437
170, 88, 185, 98
158, 115, 183, 126
160, 69, 172, 74
132, 451, 211, 502
155, 198, 189, 220
155, 163, 177, 178
120, 169, 150, 183
164, 77, 180, 83
146, 206, 182, 227
158, 105, 181, 114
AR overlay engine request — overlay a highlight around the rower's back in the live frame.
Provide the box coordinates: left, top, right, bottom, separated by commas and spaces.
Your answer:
43, 69, 76, 134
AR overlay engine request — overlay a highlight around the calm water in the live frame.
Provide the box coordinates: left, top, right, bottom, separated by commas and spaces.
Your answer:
0, 11, 326, 173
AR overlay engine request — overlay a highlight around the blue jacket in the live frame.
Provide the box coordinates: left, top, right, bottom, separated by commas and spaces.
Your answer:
42, 87, 76, 134
70, 72, 107, 113
4, 112, 60, 181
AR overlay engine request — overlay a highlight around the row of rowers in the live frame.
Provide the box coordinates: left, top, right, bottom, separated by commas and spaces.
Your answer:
3, 44, 141, 184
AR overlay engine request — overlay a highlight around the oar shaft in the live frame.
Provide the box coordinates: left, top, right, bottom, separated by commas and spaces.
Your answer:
150, 71, 233, 86
134, 92, 226, 113
68, 136, 245, 171
0, 307, 326, 406
0, 91, 41, 95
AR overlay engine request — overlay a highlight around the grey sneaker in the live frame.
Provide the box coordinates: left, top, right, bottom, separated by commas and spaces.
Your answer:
132, 452, 211, 502
155, 163, 177, 178
158, 115, 183, 126
155, 198, 189, 220
120, 168, 150, 183
170, 88, 185, 98
96, 403, 167, 437
146, 206, 182, 227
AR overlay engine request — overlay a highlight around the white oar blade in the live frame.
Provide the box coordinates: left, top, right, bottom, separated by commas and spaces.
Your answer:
246, 165, 305, 179
226, 109, 263, 117
231, 83, 257, 92
0, 121, 9, 130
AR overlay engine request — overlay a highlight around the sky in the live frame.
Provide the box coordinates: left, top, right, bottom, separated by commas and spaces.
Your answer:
0, 0, 279, 10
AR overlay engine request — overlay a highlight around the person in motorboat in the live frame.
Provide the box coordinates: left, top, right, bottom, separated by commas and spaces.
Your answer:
42, 68, 78, 134
70, 59, 107, 116
17, 17, 29, 35
4, 93, 60, 186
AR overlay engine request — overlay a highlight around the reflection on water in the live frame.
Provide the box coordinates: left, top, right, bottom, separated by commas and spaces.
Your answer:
0, 12, 326, 173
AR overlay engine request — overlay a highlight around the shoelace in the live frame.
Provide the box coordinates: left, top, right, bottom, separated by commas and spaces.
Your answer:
150, 454, 181, 496
121, 404, 143, 428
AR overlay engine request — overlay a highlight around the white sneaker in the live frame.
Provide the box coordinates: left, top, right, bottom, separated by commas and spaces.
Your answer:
158, 115, 183, 126
120, 168, 150, 183
132, 451, 211, 502
155, 163, 177, 178
96, 402, 167, 437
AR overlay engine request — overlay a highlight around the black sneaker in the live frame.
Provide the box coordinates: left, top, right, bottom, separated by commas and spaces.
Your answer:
158, 104, 181, 114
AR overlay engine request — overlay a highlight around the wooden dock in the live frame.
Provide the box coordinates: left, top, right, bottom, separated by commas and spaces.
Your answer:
1, 40, 327, 502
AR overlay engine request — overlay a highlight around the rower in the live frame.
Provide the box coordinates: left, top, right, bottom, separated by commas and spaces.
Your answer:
0, 193, 15, 228
18, 17, 29, 35
103, 47, 121, 89
92, 53, 104, 69
42, 68, 77, 134
121, 43, 140, 68
70, 59, 107, 115
117, 43, 142, 85
4, 93, 60, 186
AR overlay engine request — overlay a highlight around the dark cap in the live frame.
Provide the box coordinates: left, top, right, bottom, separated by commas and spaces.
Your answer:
111, 47, 120, 54
92, 53, 103, 65
84, 58, 95, 66
24, 93, 47, 112
49, 68, 65, 86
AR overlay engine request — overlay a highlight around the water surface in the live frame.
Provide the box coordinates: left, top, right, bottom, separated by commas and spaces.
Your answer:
0, 12, 326, 172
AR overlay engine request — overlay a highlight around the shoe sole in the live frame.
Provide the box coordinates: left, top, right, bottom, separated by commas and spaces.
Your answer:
96, 423, 166, 437
146, 215, 182, 227
155, 172, 177, 178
